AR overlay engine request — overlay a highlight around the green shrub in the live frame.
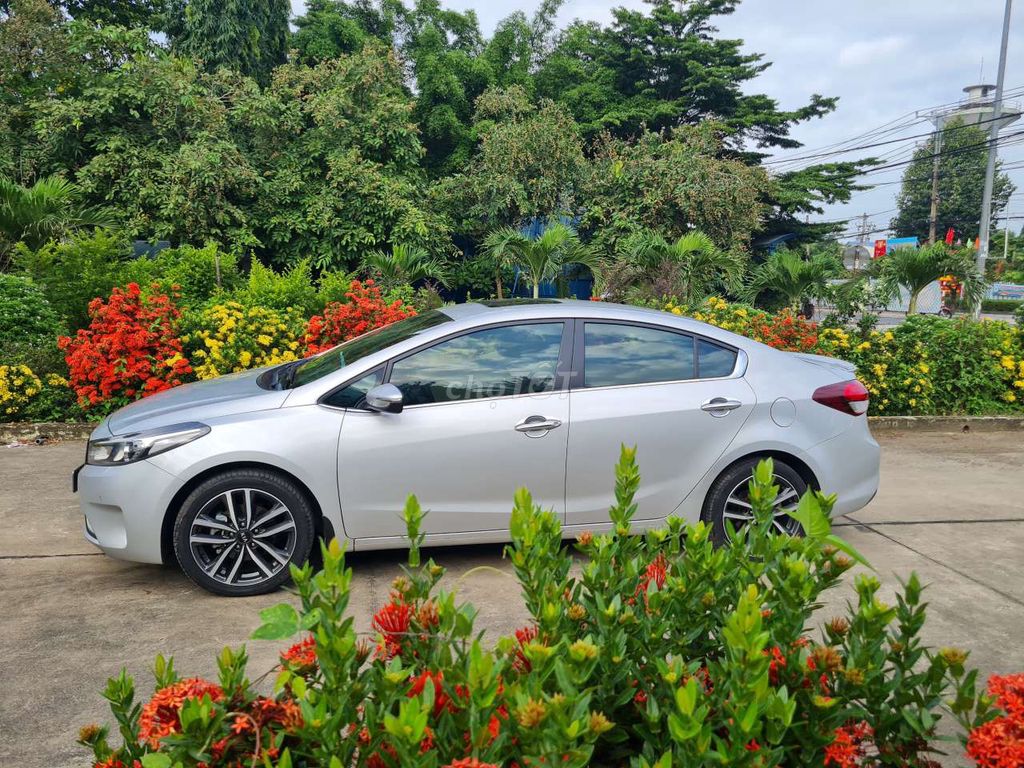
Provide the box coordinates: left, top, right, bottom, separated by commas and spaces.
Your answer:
13, 229, 130, 331
316, 269, 354, 307
120, 244, 241, 307
0, 274, 64, 355
81, 451, 999, 768
21, 371, 87, 422
981, 298, 1023, 313
232, 258, 319, 315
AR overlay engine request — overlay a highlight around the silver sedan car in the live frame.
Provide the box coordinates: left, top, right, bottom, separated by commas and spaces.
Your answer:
75, 300, 880, 596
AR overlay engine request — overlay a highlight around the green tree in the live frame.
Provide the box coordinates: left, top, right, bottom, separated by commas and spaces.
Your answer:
291, 0, 395, 65
534, 0, 835, 147
360, 244, 451, 290
31, 37, 262, 247
743, 247, 844, 311
169, 0, 290, 86
483, 222, 604, 298
891, 117, 1015, 242
873, 243, 985, 315
246, 49, 448, 270
580, 127, 769, 254
436, 87, 586, 240
615, 229, 745, 305
0, 175, 116, 268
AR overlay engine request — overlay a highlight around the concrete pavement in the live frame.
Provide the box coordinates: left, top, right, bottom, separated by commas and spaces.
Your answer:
2, 430, 1023, 767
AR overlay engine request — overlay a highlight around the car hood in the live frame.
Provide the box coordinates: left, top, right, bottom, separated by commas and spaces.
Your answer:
106, 367, 289, 435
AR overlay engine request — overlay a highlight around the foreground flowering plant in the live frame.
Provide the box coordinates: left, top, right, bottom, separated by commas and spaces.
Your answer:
304, 279, 415, 355
82, 450, 1013, 767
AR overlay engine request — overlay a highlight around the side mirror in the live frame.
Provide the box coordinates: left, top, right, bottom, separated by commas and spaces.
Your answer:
365, 383, 404, 414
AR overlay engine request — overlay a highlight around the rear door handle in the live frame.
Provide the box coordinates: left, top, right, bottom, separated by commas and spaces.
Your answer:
701, 397, 742, 415
515, 415, 562, 436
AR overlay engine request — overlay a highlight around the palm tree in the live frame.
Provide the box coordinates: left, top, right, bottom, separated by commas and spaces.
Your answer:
483, 222, 605, 299
873, 242, 985, 314
359, 244, 451, 290
0, 175, 117, 267
743, 248, 844, 312
620, 229, 745, 305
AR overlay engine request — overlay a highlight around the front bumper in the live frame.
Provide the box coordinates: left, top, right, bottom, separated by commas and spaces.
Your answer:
75, 459, 181, 564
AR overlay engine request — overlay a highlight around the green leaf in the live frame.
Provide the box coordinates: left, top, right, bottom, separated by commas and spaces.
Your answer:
250, 603, 300, 640
787, 492, 830, 538
141, 755, 171, 768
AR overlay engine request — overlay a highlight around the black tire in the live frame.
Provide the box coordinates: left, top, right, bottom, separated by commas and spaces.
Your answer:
173, 468, 315, 596
701, 457, 808, 546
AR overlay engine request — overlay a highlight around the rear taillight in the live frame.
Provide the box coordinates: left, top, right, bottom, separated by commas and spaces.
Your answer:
812, 379, 869, 416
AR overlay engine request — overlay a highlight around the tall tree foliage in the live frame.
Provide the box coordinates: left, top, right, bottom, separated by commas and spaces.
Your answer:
169, 0, 290, 86
247, 48, 448, 270
580, 126, 768, 253
291, 0, 395, 64
891, 117, 1014, 242
535, 0, 835, 148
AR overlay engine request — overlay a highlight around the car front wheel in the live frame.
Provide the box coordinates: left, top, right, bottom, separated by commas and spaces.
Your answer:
702, 457, 808, 546
173, 468, 315, 596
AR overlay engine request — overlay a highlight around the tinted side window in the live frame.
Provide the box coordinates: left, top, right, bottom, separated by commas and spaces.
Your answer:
323, 369, 384, 409
697, 339, 738, 378
583, 323, 694, 388
389, 323, 564, 406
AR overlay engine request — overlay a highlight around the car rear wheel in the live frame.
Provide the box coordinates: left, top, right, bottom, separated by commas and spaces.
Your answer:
702, 457, 807, 546
173, 468, 315, 596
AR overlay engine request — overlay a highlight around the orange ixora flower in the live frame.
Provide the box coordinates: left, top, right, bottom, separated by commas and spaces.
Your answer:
824, 720, 873, 768
372, 600, 412, 659
966, 674, 1024, 768
442, 759, 500, 768
280, 636, 317, 671
138, 678, 224, 748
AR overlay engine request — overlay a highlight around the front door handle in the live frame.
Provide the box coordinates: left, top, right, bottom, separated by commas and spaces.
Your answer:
514, 415, 562, 437
701, 397, 743, 416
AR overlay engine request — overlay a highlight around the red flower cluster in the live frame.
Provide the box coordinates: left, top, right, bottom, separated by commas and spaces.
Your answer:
408, 669, 457, 717
304, 279, 415, 355
138, 678, 224, 748
59, 283, 192, 409
824, 720, 874, 768
280, 636, 317, 672
634, 553, 668, 604
372, 600, 412, 659
747, 308, 819, 352
967, 674, 1024, 768
512, 624, 539, 672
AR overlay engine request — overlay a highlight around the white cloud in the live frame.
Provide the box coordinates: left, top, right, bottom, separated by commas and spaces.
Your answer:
837, 36, 909, 68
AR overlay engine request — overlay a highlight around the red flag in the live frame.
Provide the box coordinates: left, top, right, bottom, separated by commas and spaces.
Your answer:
945, 227, 955, 245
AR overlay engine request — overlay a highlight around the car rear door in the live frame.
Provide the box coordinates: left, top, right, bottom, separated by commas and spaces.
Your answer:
335, 320, 572, 541
565, 321, 755, 526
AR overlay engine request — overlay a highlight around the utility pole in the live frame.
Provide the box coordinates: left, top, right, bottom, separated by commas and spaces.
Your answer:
927, 118, 944, 244
975, 0, 1014, 317
855, 213, 871, 270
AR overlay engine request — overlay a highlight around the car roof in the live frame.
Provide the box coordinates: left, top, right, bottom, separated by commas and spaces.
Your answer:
438, 299, 764, 352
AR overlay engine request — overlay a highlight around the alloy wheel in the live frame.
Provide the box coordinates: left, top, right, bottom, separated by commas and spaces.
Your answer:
188, 488, 298, 587
722, 474, 802, 538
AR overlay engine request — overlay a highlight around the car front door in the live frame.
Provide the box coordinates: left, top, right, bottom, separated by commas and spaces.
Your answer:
565, 321, 755, 526
335, 321, 571, 541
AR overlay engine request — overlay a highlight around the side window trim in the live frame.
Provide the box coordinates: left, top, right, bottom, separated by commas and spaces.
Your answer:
319, 365, 385, 410
382, 319, 574, 408
571, 319, 741, 391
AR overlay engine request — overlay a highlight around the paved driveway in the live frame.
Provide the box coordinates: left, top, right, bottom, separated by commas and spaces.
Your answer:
2, 429, 1023, 767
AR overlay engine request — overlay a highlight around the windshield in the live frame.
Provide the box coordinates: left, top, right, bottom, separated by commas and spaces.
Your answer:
288, 310, 453, 388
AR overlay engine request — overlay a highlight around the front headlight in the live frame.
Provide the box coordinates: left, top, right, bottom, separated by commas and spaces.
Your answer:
87, 422, 210, 466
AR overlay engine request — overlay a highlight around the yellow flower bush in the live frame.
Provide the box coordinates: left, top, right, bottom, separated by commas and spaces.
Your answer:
0, 364, 42, 419
181, 302, 306, 380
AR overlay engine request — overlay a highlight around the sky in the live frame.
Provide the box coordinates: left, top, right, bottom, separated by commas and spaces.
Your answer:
294, 0, 1024, 241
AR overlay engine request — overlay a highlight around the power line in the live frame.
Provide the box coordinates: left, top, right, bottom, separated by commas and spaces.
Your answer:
764, 109, 1024, 168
